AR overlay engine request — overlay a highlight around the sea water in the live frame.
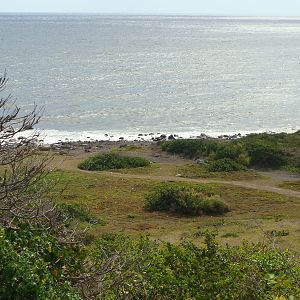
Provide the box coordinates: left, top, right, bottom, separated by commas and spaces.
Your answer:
0, 14, 299, 142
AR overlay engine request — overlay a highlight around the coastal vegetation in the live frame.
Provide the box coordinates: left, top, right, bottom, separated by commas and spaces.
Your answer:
2, 227, 300, 299
161, 131, 300, 172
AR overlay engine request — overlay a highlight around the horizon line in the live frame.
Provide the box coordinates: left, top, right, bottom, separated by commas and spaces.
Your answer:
1, 12, 300, 18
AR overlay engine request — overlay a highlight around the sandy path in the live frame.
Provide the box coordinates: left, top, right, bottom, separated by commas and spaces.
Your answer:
78, 170, 300, 198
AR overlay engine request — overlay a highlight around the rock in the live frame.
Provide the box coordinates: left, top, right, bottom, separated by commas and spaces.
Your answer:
153, 135, 166, 142
168, 135, 175, 140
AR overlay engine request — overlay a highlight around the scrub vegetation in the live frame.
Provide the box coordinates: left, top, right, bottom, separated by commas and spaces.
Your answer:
161, 131, 300, 172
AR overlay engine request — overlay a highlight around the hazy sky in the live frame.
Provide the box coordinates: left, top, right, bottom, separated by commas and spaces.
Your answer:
1, 0, 300, 16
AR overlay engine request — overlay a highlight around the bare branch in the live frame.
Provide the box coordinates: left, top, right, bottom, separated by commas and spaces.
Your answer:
0, 72, 63, 233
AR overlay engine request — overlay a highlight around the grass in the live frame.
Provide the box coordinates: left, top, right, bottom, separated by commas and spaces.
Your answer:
48, 169, 300, 252
177, 164, 263, 180
278, 181, 300, 192
59, 203, 106, 225
108, 162, 263, 181
221, 232, 239, 238
116, 145, 145, 152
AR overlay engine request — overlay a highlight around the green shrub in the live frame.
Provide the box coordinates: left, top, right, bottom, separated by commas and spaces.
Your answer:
3, 228, 299, 300
161, 132, 300, 171
207, 158, 247, 172
0, 228, 81, 300
214, 143, 250, 166
161, 139, 218, 158
88, 232, 300, 300
145, 184, 229, 216
200, 198, 230, 215
78, 152, 150, 171
246, 142, 287, 168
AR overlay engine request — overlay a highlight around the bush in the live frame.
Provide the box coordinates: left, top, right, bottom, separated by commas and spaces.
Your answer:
86, 232, 300, 300
207, 158, 247, 172
161, 132, 300, 171
161, 139, 218, 158
246, 142, 287, 168
147, 235, 300, 299
145, 184, 229, 216
0, 228, 81, 300
78, 152, 150, 171
214, 143, 250, 166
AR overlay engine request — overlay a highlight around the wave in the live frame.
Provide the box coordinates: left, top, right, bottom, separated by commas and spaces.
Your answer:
19, 126, 299, 144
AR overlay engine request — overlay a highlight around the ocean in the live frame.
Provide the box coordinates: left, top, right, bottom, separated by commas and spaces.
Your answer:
0, 14, 299, 143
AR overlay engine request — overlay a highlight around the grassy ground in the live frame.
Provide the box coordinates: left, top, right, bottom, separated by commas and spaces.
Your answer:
120, 162, 264, 181
45, 138, 300, 254
278, 181, 300, 192
49, 169, 300, 253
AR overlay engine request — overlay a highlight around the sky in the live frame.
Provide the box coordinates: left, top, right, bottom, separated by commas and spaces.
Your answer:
1, 0, 300, 16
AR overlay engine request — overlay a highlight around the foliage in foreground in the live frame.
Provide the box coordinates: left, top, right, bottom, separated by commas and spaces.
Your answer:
0, 228, 81, 300
78, 152, 150, 171
145, 183, 229, 216
1, 227, 300, 300
78, 233, 300, 299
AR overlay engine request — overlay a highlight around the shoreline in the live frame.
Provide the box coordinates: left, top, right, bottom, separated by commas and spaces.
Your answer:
34, 129, 300, 155
33, 128, 300, 145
